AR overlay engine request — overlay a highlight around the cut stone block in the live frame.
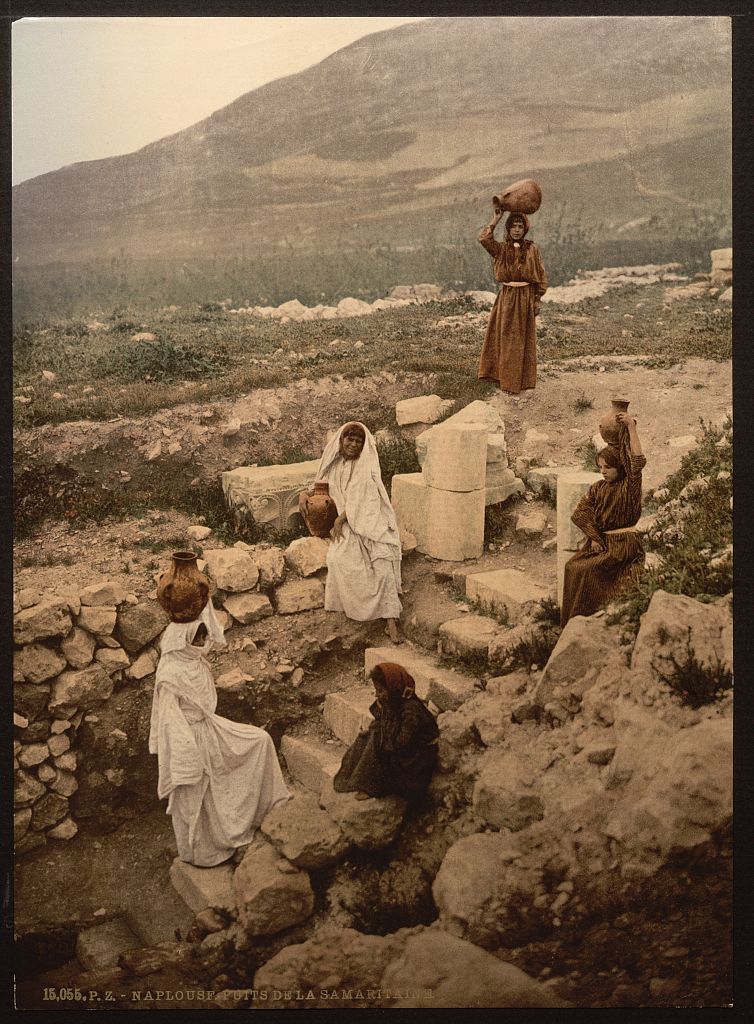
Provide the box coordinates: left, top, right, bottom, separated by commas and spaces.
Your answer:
466, 569, 551, 624
169, 858, 236, 914
222, 460, 320, 532
323, 686, 375, 746
439, 615, 499, 659
415, 400, 505, 465
421, 422, 488, 492
528, 465, 582, 496
557, 470, 602, 551
364, 645, 476, 711
76, 918, 141, 971
391, 474, 485, 561
280, 735, 345, 794
395, 394, 454, 426
485, 472, 526, 506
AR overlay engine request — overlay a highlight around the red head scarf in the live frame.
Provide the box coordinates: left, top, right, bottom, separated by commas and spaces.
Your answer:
371, 662, 416, 700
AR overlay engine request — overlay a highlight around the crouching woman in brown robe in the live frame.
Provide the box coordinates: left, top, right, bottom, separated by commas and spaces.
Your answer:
333, 663, 438, 802
561, 413, 646, 627
478, 210, 548, 394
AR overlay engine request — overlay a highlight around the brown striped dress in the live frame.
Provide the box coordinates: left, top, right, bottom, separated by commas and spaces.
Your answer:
560, 426, 646, 626
477, 220, 548, 394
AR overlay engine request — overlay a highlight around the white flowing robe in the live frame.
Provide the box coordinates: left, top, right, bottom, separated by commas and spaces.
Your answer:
148, 602, 289, 867
315, 423, 402, 622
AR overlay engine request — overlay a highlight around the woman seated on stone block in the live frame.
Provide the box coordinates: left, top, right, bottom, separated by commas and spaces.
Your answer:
333, 663, 439, 802
309, 421, 403, 644
561, 413, 646, 626
149, 600, 289, 867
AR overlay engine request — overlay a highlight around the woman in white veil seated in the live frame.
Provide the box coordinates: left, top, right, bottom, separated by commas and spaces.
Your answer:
313, 421, 403, 644
149, 600, 289, 867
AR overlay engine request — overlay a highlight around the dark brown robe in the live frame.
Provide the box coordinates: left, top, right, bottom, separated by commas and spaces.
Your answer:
477, 223, 548, 394
333, 695, 438, 802
560, 425, 647, 626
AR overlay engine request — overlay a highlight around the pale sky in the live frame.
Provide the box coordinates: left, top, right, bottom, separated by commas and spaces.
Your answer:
11, 16, 426, 185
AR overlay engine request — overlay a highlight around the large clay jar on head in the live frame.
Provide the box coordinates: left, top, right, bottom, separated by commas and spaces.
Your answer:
599, 398, 631, 445
493, 178, 542, 215
300, 482, 338, 538
157, 551, 211, 623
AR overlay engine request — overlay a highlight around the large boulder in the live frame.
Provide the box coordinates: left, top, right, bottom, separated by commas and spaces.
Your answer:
631, 590, 732, 684
382, 929, 568, 1008
253, 925, 407, 1005
49, 664, 114, 714
533, 614, 617, 708
472, 749, 544, 831
116, 601, 169, 653
14, 644, 67, 684
203, 548, 259, 592
284, 536, 330, 577
260, 792, 349, 869
320, 788, 407, 851
605, 715, 732, 877
432, 832, 516, 943
232, 837, 314, 937
14, 598, 72, 645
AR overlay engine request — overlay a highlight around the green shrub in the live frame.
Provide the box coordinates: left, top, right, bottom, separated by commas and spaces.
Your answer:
96, 336, 223, 382
376, 435, 420, 494
664, 628, 733, 708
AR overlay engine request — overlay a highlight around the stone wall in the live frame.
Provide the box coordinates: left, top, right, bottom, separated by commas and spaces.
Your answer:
13, 582, 168, 856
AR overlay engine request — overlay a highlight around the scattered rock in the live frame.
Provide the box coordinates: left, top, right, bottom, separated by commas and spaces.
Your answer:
274, 579, 325, 614
284, 536, 330, 577
203, 548, 260, 592
396, 394, 454, 426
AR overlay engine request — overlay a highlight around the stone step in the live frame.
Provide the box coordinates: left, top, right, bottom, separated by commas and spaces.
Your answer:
437, 614, 500, 661
169, 857, 237, 916
280, 734, 346, 795
364, 645, 478, 712
323, 685, 375, 746
465, 568, 552, 624
75, 917, 142, 971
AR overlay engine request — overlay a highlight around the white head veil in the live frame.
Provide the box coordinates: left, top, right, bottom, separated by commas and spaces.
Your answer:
159, 598, 227, 657
315, 422, 401, 551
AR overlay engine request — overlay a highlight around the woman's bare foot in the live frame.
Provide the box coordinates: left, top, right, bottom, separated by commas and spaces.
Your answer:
355, 791, 371, 801
385, 619, 403, 644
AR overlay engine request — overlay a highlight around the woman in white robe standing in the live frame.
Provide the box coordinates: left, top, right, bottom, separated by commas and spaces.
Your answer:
149, 600, 289, 867
314, 421, 403, 644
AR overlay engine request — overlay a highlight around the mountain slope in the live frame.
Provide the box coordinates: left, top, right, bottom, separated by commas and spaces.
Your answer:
13, 16, 730, 263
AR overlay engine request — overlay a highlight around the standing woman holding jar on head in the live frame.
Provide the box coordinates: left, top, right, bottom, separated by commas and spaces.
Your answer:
477, 207, 547, 394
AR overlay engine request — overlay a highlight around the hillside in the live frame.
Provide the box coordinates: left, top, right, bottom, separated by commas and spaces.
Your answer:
12, 16, 731, 266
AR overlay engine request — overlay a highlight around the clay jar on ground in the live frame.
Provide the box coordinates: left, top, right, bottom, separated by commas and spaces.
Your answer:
599, 398, 630, 445
300, 482, 338, 538
157, 550, 210, 623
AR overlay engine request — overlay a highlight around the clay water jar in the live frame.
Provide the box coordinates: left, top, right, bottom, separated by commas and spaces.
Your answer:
301, 482, 338, 538
599, 398, 631, 445
157, 550, 210, 623
493, 178, 542, 214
